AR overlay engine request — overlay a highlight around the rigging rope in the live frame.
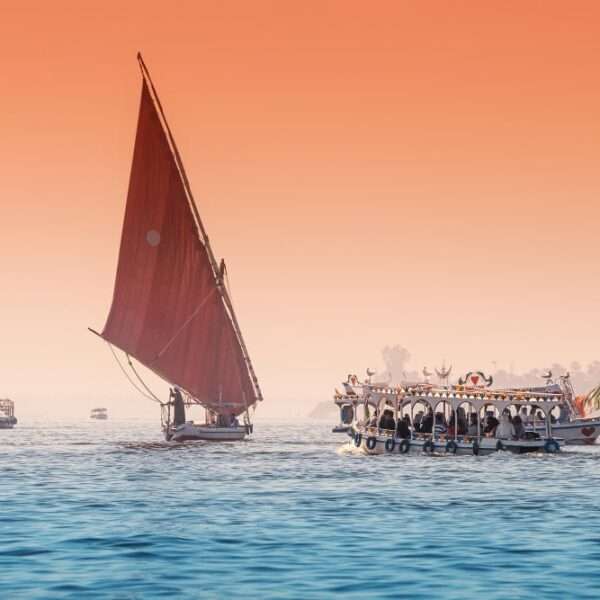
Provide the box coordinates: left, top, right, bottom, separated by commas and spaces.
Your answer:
106, 342, 160, 403
126, 354, 163, 404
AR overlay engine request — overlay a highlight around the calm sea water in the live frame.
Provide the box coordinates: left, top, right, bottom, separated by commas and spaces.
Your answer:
2, 419, 600, 599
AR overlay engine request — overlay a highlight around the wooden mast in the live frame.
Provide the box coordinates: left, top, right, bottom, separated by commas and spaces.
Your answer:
135, 52, 263, 404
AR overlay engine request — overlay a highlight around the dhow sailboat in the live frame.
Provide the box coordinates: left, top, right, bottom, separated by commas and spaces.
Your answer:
90, 54, 263, 441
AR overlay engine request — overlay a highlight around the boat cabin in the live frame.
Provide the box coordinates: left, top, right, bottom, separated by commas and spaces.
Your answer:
0, 399, 17, 429
90, 408, 108, 420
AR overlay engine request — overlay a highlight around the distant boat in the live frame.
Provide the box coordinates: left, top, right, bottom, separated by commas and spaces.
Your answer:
90, 408, 108, 420
90, 54, 263, 442
0, 399, 17, 429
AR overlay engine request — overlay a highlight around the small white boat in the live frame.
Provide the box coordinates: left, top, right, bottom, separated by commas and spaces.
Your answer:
0, 399, 17, 429
90, 408, 108, 420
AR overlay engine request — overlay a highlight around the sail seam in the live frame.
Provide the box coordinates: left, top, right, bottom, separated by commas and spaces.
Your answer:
150, 287, 217, 363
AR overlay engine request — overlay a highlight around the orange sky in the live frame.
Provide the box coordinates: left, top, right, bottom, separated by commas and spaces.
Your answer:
1, 1, 599, 419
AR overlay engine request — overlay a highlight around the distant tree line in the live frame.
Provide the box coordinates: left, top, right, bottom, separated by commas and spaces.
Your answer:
377, 344, 600, 394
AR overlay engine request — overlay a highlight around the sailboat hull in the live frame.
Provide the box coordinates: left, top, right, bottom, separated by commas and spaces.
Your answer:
168, 423, 248, 442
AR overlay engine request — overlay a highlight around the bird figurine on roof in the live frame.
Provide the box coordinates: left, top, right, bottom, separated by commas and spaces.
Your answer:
541, 370, 554, 385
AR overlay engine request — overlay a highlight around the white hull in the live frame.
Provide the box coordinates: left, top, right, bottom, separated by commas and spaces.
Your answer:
169, 423, 248, 442
347, 428, 560, 456
527, 419, 600, 445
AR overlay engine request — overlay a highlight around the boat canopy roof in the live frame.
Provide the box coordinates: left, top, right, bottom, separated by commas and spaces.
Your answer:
335, 374, 568, 413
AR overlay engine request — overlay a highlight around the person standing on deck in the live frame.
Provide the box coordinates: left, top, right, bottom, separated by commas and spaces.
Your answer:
170, 386, 186, 427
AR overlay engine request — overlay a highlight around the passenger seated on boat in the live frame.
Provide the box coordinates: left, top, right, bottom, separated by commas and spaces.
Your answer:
447, 414, 456, 437
467, 413, 478, 436
396, 416, 410, 439
448, 413, 467, 437
368, 411, 379, 428
512, 414, 525, 439
420, 409, 434, 434
483, 414, 499, 436
456, 408, 468, 435
229, 414, 240, 427
413, 411, 424, 432
378, 410, 396, 431
434, 413, 447, 435
519, 406, 530, 425
495, 413, 515, 439
216, 414, 229, 427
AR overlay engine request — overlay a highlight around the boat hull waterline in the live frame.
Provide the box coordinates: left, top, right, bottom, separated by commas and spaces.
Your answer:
168, 423, 249, 442
347, 429, 561, 456
335, 420, 600, 444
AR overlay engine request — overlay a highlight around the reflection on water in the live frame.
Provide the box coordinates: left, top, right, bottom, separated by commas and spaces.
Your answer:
2, 419, 600, 599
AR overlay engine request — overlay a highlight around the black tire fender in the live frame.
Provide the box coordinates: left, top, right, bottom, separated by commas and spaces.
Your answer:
446, 440, 458, 454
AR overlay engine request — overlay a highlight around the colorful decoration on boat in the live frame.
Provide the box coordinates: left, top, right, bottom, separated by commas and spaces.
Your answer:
458, 371, 493, 388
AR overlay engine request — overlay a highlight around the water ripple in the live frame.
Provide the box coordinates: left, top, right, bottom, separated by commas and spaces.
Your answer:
1, 419, 600, 598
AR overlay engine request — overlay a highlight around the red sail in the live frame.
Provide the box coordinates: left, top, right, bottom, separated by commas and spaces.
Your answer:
102, 81, 256, 416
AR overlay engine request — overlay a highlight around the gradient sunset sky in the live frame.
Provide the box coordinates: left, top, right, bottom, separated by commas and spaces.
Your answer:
1, 1, 599, 419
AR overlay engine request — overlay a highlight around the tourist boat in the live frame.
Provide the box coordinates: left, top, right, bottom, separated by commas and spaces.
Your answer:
90, 408, 108, 420
0, 399, 17, 429
335, 370, 600, 447
90, 54, 263, 442
334, 369, 600, 455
